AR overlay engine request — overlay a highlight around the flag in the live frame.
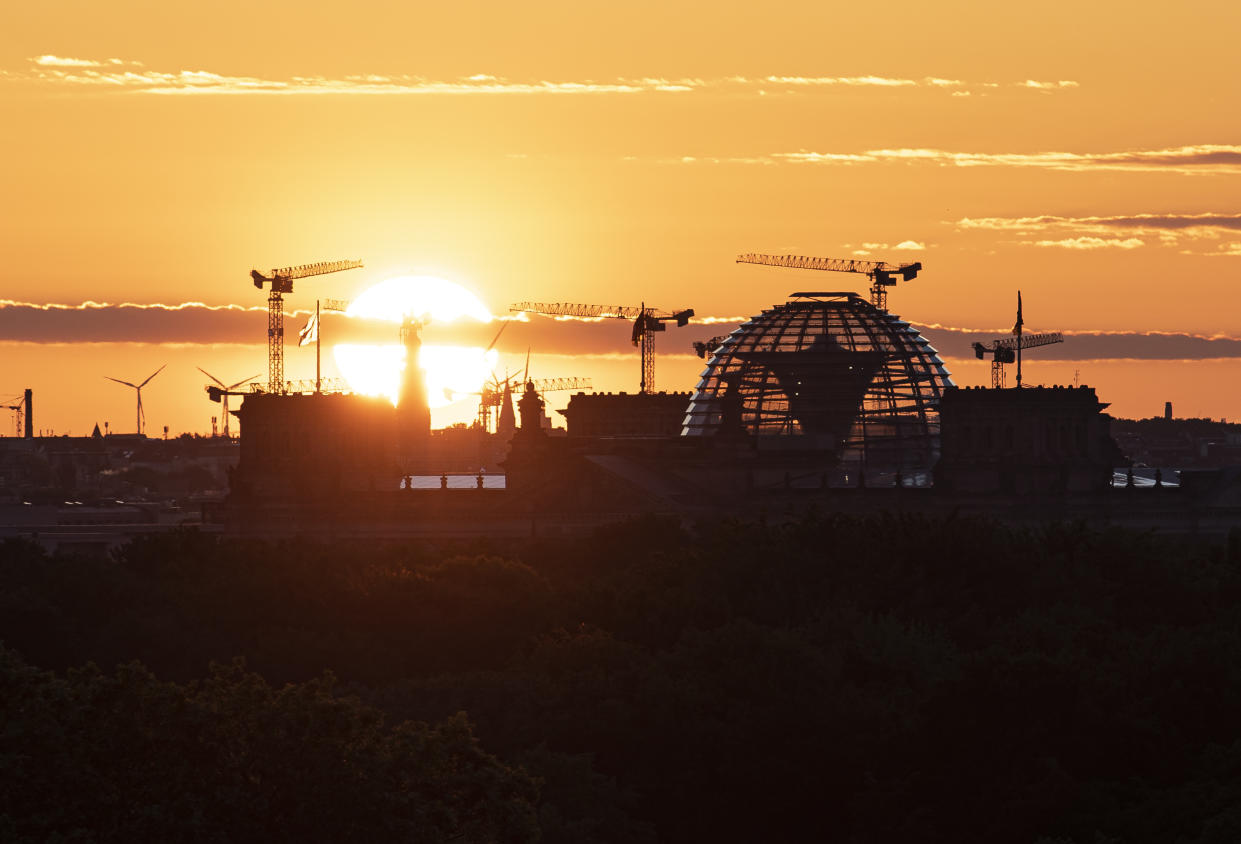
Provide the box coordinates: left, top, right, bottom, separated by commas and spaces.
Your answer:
298, 313, 318, 346
1012, 290, 1023, 335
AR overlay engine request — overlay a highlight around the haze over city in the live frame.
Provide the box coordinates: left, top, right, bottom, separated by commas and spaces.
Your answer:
3, 1, 1239, 434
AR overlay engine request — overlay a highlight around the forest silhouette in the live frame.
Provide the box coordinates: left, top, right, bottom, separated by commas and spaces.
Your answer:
4, 514, 1241, 843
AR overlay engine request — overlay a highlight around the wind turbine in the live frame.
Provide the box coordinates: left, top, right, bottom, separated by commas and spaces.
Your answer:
104, 364, 166, 436
197, 368, 259, 438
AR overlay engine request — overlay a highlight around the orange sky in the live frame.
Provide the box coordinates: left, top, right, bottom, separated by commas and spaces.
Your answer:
3, 2, 1240, 435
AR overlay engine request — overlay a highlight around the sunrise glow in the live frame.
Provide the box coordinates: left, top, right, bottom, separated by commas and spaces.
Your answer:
345, 276, 493, 325
333, 276, 496, 407
4, 4, 1241, 430
333, 343, 499, 408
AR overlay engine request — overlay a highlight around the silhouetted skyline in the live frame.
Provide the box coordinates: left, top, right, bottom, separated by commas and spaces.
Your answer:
3, 2, 1239, 433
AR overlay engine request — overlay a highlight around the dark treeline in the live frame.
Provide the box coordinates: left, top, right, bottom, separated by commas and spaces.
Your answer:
4, 514, 1241, 843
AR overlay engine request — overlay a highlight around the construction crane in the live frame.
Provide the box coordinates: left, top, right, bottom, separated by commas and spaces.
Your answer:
736, 253, 922, 311
3, 394, 23, 437
475, 376, 592, 432
104, 364, 165, 436
510, 302, 694, 393
972, 333, 1063, 388
250, 259, 363, 393
692, 335, 729, 359
197, 368, 260, 438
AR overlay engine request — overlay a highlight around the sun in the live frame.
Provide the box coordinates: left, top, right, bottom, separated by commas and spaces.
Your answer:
333, 276, 496, 409
345, 275, 492, 324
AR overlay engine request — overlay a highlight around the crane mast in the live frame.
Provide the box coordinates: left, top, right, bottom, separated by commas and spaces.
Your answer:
510, 301, 693, 393
250, 259, 363, 393
736, 253, 922, 311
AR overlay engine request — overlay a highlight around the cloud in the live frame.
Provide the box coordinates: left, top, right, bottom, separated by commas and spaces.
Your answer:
0, 299, 746, 361
30, 55, 101, 67
954, 213, 1241, 255
914, 323, 1241, 362
847, 240, 927, 256
0, 300, 730, 358
0, 301, 268, 344
1020, 79, 1079, 90
10, 61, 686, 95
763, 75, 917, 87
775, 145, 1241, 175
7, 301, 1241, 363
957, 212, 1241, 233
1193, 242, 1241, 257
4, 56, 1077, 97
1029, 237, 1145, 250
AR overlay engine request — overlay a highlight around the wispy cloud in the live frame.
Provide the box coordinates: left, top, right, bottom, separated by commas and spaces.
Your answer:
0, 301, 263, 344
4, 57, 1078, 97
0, 300, 738, 358
1198, 242, 1241, 257
848, 240, 927, 256
763, 75, 918, 87
31, 55, 102, 68
774, 145, 1241, 175
1021, 79, 1079, 91
956, 212, 1241, 233
954, 213, 1241, 255
0, 299, 262, 312
1030, 237, 1146, 250
6, 301, 1241, 362
915, 323, 1241, 362
752, 75, 1070, 91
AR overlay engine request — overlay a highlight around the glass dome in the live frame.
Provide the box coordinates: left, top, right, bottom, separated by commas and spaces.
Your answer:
682, 292, 954, 479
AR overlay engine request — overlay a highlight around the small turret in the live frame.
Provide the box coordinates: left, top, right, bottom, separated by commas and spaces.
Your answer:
517, 381, 546, 438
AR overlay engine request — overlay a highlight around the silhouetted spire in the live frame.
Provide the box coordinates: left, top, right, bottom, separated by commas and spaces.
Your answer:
496, 379, 516, 441
397, 318, 431, 455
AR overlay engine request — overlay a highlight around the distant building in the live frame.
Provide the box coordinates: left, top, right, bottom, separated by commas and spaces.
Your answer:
1110, 416, 1241, 470
428, 424, 497, 474
935, 386, 1124, 494
231, 392, 399, 499
561, 392, 691, 438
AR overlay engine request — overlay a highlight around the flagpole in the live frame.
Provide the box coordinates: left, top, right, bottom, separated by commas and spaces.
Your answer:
315, 299, 321, 394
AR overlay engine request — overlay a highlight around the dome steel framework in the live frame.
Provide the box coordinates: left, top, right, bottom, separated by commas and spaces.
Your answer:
682, 292, 954, 478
